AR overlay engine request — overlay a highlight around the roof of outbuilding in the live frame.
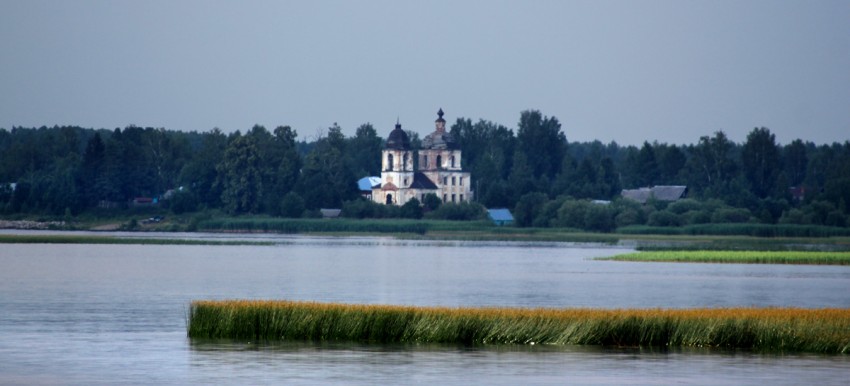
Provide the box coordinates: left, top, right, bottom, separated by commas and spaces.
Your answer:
487, 208, 514, 222
358, 176, 381, 191
621, 185, 687, 204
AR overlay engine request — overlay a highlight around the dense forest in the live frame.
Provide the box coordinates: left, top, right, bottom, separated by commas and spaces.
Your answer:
1, 110, 849, 230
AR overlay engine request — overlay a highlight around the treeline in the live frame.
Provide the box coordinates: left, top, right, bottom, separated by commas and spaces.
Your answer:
1, 110, 849, 229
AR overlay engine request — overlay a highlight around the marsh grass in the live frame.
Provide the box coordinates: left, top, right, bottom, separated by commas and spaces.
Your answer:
604, 250, 850, 265
187, 300, 850, 353
198, 218, 430, 235
0, 234, 273, 246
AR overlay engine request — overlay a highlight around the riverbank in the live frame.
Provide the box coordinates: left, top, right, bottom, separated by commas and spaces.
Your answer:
187, 300, 850, 354
2, 214, 850, 250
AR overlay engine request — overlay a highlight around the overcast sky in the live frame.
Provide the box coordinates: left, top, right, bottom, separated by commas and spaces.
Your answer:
1, 0, 848, 146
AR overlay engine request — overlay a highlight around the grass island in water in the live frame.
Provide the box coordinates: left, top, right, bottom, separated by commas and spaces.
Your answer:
188, 300, 850, 354
603, 250, 850, 265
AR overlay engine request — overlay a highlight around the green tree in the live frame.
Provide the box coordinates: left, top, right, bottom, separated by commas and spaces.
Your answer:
348, 123, 382, 177
180, 128, 227, 208
686, 131, 738, 198
783, 139, 808, 187
516, 110, 566, 180
280, 191, 306, 218
218, 133, 264, 214
741, 127, 780, 198
298, 125, 357, 209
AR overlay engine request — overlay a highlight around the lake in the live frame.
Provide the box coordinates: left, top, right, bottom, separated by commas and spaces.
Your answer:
1, 233, 849, 384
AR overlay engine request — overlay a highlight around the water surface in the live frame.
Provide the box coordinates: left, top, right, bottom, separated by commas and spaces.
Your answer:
1, 234, 848, 384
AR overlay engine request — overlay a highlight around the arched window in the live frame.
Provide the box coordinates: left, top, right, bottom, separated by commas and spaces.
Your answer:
451, 156, 455, 168
436, 155, 442, 169
402, 153, 408, 171
423, 155, 429, 169
387, 154, 394, 171
386, 194, 393, 205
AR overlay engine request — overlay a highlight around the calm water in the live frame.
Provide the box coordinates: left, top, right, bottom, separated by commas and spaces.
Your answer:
1, 233, 849, 385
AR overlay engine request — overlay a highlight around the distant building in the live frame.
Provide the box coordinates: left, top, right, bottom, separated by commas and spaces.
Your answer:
621, 186, 687, 204
357, 176, 381, 200
487, 208, 514, 226
372, 109, 473, 205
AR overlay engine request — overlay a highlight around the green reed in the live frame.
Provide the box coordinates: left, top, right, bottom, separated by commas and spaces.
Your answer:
604, 250, 850, 265
188, 300, 850, 353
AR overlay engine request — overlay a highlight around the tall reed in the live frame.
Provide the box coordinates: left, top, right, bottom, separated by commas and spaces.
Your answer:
604, 250, 850, 265
188, 300, 850, 353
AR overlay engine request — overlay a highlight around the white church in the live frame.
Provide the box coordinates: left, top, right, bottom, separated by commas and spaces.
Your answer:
372, 109, 473, 205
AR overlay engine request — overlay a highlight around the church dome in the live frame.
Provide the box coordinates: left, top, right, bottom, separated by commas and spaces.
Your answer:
422, 108, 458, 149
386, 121, 411, 150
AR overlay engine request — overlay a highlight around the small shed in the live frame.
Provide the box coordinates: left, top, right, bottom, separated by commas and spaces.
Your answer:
487, 208, 514, 226
320, 208, 342, 219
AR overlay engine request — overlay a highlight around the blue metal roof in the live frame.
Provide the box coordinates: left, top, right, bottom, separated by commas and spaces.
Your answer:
487, 208, 514, 222
357, 176, 381, 191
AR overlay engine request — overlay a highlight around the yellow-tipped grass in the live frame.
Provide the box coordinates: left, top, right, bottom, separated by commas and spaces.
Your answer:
603, 250, 850, 265
187, 300, 850, 353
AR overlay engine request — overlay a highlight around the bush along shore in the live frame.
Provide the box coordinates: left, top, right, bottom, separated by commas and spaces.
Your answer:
187, 300, 850, 354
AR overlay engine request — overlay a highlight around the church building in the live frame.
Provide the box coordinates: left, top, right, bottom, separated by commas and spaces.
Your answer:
372, 109, 473, 205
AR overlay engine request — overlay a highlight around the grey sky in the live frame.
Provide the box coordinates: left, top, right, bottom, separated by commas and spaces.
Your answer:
1, 0, 848, 146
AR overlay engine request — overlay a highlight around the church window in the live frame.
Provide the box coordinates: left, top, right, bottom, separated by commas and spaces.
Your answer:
459, 177, 463, 186
386, 194, 393, 205
443, 177, 447, 185
387, 154, 394, 171
451, 156, 455, 168
404, 178, 408, 186
451, 194, 456, 202
436, 155, 442, 169
443, 194, 447, 202
423, 155, 428, 168
460, 194, 464, 202
451, 177, 456, 186
402, 153, 408, 171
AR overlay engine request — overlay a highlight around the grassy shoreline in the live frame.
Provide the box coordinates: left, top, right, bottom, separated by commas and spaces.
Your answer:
187, 300, 850, 354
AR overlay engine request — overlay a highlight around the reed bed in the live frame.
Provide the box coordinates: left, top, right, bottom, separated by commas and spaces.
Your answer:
604, 250, 850, 265
187, 300, 850, 353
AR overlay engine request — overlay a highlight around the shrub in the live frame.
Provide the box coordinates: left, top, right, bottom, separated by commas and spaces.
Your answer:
280, 192, 306, 218
681, 210, 711, 225
647, 210, 682, 227
711, 208, 752, 223
615, 208, 644, 228
400, 198, 423, 219
513, 193, 548, 227
426, 202, 486, 221
667, 199, 702, 214
555, 199, 589, 228
583, 204, 615, 232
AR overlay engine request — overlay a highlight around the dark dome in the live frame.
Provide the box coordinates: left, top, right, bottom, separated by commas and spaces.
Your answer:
386, 122, 411, 150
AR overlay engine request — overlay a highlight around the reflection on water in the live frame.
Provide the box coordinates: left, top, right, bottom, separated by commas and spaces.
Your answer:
1, 234, 849, 384
187, 341, 850, 386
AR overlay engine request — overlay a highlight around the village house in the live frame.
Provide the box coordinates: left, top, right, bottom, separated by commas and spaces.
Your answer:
372, 109, 473, 205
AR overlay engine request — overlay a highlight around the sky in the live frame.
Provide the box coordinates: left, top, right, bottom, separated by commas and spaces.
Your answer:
1, 0, 848, 146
